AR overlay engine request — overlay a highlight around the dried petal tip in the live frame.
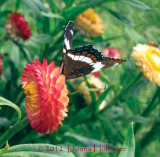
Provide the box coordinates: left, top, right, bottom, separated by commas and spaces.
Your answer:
21, 59, 69, 134
132, 44, 160, 86
5, 12, 31, 40
75, 8, 104, 38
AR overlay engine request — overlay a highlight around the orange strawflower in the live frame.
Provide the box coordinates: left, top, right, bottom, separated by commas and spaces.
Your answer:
21, 59, 69, 134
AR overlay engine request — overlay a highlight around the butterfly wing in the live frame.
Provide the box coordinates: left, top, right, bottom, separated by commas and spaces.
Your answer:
61, 45, 127, 79
60, 21, 74, 68
63, 21, 74, 52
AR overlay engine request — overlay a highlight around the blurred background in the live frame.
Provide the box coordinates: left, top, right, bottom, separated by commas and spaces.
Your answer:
0, 0, 159, 157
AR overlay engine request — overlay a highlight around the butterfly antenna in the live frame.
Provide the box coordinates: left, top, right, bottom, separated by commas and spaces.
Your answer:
69, 84, 107, 95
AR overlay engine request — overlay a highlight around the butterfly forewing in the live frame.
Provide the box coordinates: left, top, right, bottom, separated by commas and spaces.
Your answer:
63, 21, 74, 51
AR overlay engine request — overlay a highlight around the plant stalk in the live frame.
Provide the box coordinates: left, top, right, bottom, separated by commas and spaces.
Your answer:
0, 117, 29, 148
135, 87, 160, 134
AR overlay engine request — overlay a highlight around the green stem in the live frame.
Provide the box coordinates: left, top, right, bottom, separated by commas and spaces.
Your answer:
100, 71, 112, 86
0, 35, 8, 42
135, 86, 160, 134
0, 141, 9, 156
141, 121, 160, 149
12, 40, 31, 63
123, 72, 142, 92
83, 76, 96, 103
0, 117, 29, 148
99, 92, 119, 114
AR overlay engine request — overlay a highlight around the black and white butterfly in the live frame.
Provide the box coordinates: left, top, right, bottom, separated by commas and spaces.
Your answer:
60, 21, 127, 79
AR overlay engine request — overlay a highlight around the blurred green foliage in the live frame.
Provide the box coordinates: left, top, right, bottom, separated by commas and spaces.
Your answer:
0, 0, 159, 157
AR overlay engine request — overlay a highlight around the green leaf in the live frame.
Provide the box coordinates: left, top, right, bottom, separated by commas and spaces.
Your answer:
64, 0, 74, 7
96, 86, 112, 112
41, 12, 63, 19
71, 105, 93, 127
12, 41, 31, 63
0, 0, 6, 6
106, 8, 133, 26
0, 10, 10, 18
124, 27, 146, 43
64, 132, 114, 149
118, 122, 135, 157
2, 144, 75, 157
92, 36, 122, 44
22, 0, 43, 19
0, 117, 12, 127
100, 117, 124, 144
10, 44, 19, 68
8, 57, 19, 87
64, 0, 107, 20
83, 76, 96, 104
0, 97, 21, 127
121, 0, 150, 10
31, 34, 53, 43
32, 0, 47, 12
115, 115, 150, 123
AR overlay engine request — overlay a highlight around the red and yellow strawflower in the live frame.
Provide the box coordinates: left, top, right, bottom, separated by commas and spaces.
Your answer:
21, 59, 69, 134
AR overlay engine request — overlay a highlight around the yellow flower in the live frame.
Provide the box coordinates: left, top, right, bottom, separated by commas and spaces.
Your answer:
75, 8, 104, 37
132, 44, 160, 86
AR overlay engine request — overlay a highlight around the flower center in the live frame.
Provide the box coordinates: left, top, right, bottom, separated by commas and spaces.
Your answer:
24, 82, 39, 112
146, 48, 160, 72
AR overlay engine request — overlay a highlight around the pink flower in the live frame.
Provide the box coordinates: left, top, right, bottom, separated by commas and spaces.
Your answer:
103, 47, 121, 59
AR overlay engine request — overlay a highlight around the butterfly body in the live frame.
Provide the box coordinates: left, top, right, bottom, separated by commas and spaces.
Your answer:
61, 21, 127, 79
